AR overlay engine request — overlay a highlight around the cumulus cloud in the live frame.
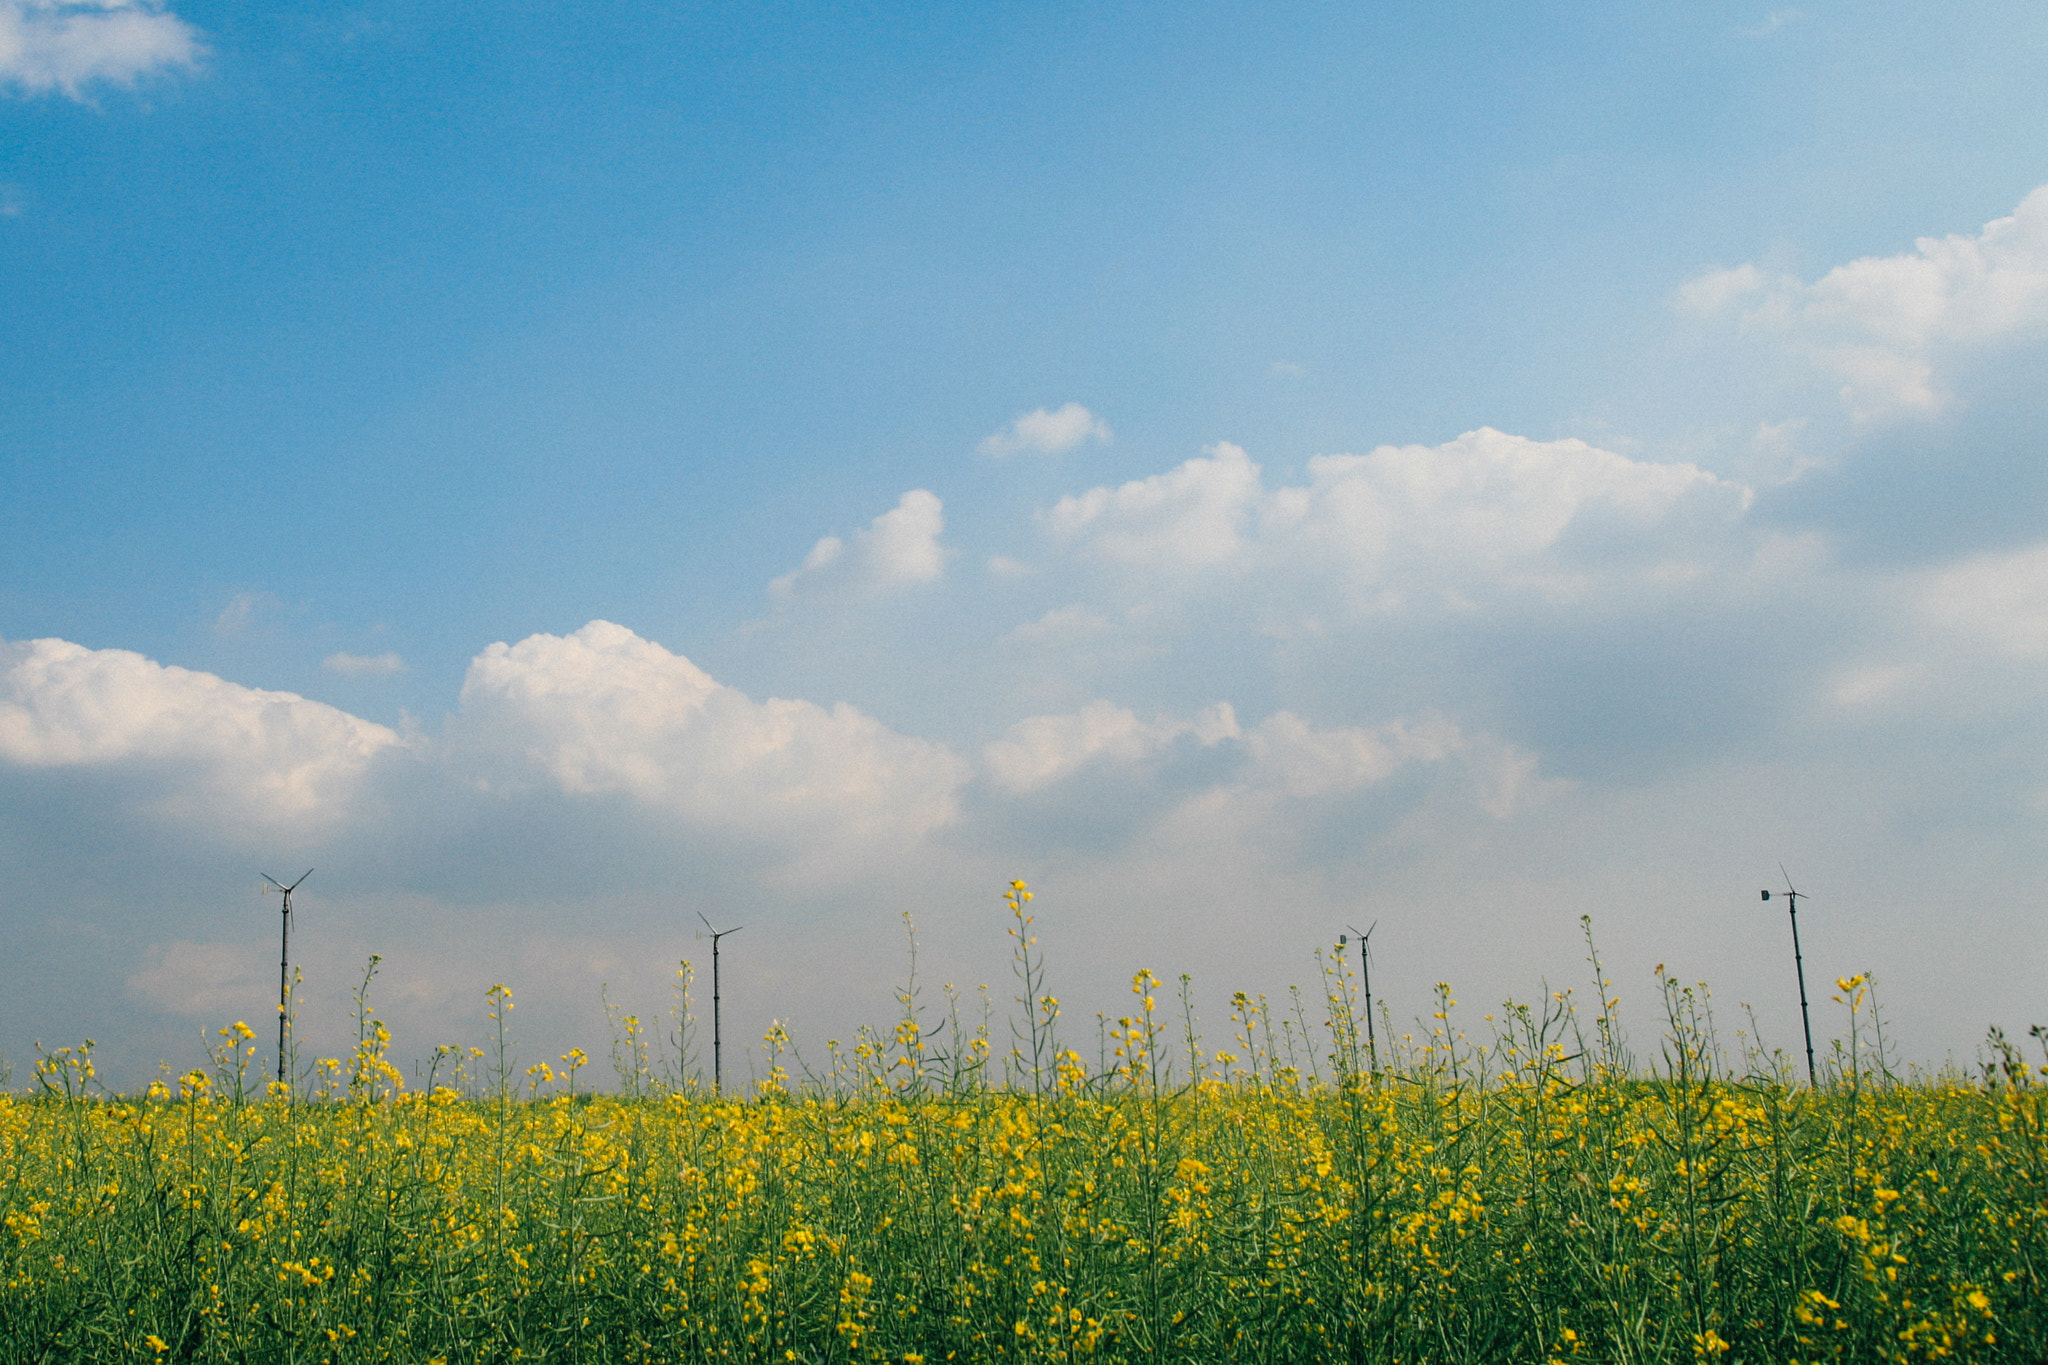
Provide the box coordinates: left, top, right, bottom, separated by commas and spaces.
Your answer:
1276, 429, 1748, 578
1046, 441, 1265, 568
323, 650, 406, 677
984, 698, 1547, 818
1238, 710, 1461, 799
457, 620, 968, 843
978, 403, 1113, 458
770, 489, 948, 602
984, 699, 1239, 793
1044, 430, 1750, 598
0, 623, 976, 885
0, 0, 204, 99
1681, 184, 2048, 421
0, 620, 1554, 895
0, 636, 401, 830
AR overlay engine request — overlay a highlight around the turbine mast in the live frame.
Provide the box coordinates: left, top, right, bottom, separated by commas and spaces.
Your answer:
697, 914, 744, 1094
262, 869, 313, 1093
1763, 866, 1815, 1086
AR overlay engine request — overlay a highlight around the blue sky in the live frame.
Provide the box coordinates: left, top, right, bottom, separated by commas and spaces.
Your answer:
4, 0, 2047, 1085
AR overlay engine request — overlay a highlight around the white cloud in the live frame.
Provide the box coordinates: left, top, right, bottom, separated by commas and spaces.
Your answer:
977, 403, 1112, 458
985, 699, 1236, 793
0, 622, 971, 884
1917, 543, 2048, 659
1278, 428, 1746, 576
1238, 710, 1459, 799
1045, 441, 1264, 568
1231, 711, 1549, 817
0, 0, 204, 100
1823, 542, 2048, 720
983, 697, 1546, 818
770, 489, 948, 602
1682, 184, 2048, 421
213, 590, 276, 636
457, 620, 967, 843
0, 636, 401, 829
1000, 604, 1113, 647
863, 489, 947, 583
1746, 417, 1813, 483
1045, 430, 1749, 595
1676, 262, 1767, 315
324, 650, 406, 677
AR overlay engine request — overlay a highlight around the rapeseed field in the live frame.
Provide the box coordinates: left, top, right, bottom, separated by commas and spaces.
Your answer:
0, 888, 2041, 1363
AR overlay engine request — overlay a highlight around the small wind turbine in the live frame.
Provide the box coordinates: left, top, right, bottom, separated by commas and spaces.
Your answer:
262, 869, 313, 1090
1338, 922, 1378, 1071
1761, 864, 1816, 1087
696, 914, 743, 1094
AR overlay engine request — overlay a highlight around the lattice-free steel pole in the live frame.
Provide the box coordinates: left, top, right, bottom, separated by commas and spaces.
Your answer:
278, 889, 289, 1082
1349, 923, 1378, 1072
263, 870, 312, 1093
698, 915, 743, 1094
1764, 883, 1816, 1086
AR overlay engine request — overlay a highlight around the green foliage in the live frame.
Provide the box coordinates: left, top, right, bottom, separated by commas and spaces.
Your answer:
0, 907, 2041, 1363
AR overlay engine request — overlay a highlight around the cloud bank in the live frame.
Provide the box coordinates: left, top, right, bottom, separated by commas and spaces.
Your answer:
1045, 428, 1752, 604
1682, 184, 2048, 421
456, 620, 967, 845
986, 700, 1543, 819
1, 623, 976, 861
0, 636, 400, 833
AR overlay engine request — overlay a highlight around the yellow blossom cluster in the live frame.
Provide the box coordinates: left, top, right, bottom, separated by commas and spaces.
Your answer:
0, 904, 2039, 1362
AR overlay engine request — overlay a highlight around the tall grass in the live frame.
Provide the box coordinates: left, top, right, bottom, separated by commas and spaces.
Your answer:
0, 893, 2041, 1363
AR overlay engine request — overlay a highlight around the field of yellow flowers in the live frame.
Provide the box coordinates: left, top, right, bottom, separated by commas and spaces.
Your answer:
0, 892, 2042, 1363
